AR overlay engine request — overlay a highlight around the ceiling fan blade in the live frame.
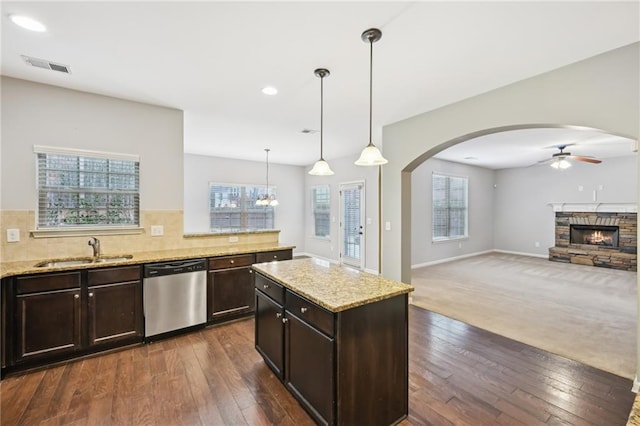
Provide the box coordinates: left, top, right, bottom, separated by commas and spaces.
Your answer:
572, 156, 602, 164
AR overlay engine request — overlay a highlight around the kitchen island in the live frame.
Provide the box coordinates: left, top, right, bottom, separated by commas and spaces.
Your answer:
253, 258, 414, 426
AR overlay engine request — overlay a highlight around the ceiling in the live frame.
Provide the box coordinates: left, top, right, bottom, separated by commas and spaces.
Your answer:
2, 1, 639, 168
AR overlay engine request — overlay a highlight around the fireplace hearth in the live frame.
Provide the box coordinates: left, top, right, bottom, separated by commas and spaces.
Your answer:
548, 209, 636, 271
570, 225, 619, 248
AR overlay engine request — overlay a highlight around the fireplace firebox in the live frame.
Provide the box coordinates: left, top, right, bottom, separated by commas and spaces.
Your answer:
570, 225, 619, 248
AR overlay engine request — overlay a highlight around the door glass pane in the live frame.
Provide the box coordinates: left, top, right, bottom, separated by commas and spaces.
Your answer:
342, 187, 361, 260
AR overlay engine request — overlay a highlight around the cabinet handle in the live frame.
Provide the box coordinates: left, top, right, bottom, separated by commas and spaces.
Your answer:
249, 270, 253, 274
74, 294, 79, 299
89, 292, 94, 297
276, 312, 282, 318
273, 255, 278, 259
230, 260, 235, 264
300, 307, 308, 314
282, 318, 288, 324
263, 284, 270, 289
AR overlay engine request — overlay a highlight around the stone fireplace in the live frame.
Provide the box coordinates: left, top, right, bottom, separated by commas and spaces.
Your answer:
548, 204, 637, 271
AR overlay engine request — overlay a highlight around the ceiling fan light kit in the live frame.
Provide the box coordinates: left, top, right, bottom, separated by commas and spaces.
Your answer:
543, 144, 602, 169
355, 28, 388, 167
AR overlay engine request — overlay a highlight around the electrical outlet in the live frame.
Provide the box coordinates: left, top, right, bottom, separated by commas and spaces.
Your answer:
150, 225, 164, 236
6, 229, 20, 243
229, 236, 239, 243
535, 241, 540, 247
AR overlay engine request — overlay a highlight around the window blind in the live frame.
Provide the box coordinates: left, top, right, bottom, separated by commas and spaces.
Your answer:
432, 173, 468, 240
312, 186, 330, 238
209, 183, 274, 232
37, 151, 140, 229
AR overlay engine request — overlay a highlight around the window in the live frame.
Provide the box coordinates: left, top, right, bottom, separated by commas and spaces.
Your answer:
312, 186, 330, 238
35, 146, 140, 229
432, 173, 468, 241
209, 183, 275, 232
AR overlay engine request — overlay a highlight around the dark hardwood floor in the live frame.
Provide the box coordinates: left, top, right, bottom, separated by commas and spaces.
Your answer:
1, 306, 634, 425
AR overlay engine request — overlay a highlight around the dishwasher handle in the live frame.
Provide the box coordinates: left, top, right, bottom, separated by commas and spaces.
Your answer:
144, 259, 206, 277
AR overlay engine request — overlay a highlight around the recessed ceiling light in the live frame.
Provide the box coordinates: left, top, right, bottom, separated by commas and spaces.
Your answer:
261, 86, 278, 96
9, 14, 47, 32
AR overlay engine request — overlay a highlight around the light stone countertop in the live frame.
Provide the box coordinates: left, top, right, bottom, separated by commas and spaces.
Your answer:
252, 257, 414, 313
1, 243, 295, 279
628, 394, 640, 426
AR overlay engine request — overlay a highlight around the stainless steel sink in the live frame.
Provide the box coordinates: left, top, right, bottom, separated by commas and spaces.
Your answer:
35, 255, 133, 268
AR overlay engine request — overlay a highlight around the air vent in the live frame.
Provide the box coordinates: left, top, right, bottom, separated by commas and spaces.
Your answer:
21, 55, 71, 74
301, 129, 319, 134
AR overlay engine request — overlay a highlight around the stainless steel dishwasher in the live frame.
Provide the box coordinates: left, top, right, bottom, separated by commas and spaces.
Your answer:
143, 258, 207, 338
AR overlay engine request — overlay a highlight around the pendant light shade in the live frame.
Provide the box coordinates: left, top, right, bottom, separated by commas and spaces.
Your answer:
256, 148, 279, 206
355, 28, 388, 167
309, 68, 334, 176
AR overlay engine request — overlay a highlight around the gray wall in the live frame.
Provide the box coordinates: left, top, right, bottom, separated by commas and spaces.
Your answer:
304, 155, 380, 273
1, 77, 184, 211
382, 42, 640, 283
183, 153, 305, 251
494, 156, 638, 255
411, 158, 495, 266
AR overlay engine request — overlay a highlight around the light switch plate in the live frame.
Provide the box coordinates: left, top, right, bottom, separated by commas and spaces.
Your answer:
150, 225, 164, 236
7, 228, 20, 243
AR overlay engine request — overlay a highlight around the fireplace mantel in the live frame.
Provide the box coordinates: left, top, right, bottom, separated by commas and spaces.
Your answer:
548, 203, 637, 213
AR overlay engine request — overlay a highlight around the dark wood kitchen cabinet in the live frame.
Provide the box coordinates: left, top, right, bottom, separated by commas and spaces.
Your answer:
6, 266, 143, 371
255, 287, 284, 378
87, 266, 143, 348
254, 269, 409, 426
14, 272, 82, 363
255, 249, 293, 263
208, 254, 255, 322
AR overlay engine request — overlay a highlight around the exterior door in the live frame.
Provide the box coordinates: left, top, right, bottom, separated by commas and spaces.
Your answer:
340, 182, 365, 269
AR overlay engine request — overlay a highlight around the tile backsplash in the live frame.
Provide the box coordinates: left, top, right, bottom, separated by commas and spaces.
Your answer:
0, 210, 279, 263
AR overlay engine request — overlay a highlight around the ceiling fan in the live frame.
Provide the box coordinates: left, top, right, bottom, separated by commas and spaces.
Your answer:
539, 144, 602, 169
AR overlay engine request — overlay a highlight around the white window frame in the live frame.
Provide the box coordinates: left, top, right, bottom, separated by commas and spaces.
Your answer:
432, 172, 469, 242
209, 182, 276, 233
34, 145, 141, 237
311, 185, 331, 239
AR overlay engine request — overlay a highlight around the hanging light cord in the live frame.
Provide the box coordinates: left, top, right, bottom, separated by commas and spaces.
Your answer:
265, 148, 269, 198
320, 74, 325, 160
368, 36, 374, 148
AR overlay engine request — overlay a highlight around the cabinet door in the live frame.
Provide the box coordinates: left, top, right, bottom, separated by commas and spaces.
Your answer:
15, 289, 81, 363
209, 267, 254, 320
88, 280, 143, 348
285, 313, 335, 426
255, 290, 284, 378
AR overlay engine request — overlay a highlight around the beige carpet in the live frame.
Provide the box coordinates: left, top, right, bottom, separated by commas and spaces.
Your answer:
411, 252, 637, 379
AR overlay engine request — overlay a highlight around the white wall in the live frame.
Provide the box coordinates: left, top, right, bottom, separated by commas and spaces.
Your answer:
304, 155, 379, 273
382, 42, 640, 283
411, 158, 495, 266
1, 77, 184, 210
494, 156, 638, 255
183, 153, 305, 251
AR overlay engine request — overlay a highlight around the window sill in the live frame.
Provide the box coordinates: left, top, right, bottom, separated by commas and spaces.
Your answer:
432, 236, 468, 244
31, 227, 145, 239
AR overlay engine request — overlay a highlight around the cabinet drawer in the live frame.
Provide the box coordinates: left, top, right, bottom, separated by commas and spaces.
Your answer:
16, 272, 81, 295
286, 291, 334, 338
255, 250, 292, 263
255, 273, 285, 305
88, 266, 141, 286
209, 254, 255, 270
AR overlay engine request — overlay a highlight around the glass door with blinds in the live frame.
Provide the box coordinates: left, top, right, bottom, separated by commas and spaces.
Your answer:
340, 182, 365, 269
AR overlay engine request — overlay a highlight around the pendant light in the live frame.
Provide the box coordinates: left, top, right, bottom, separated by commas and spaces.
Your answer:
309, 68, 335, 176
256, 148, 279, 206
355, 28, 388, 166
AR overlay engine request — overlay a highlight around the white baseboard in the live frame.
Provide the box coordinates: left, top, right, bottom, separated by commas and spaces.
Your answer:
633, 376, 640, 393
493, 249, 548, 259
411, 250, 493, 269
412, 249, 548, 269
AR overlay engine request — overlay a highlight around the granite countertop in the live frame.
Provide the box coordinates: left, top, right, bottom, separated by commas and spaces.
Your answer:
252, 257, 414, 313
0, 243, 295, 279
628, 394, 640, 426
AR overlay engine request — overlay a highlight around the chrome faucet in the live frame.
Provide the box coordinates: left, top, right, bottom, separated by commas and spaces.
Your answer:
88, 237, 101, 258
